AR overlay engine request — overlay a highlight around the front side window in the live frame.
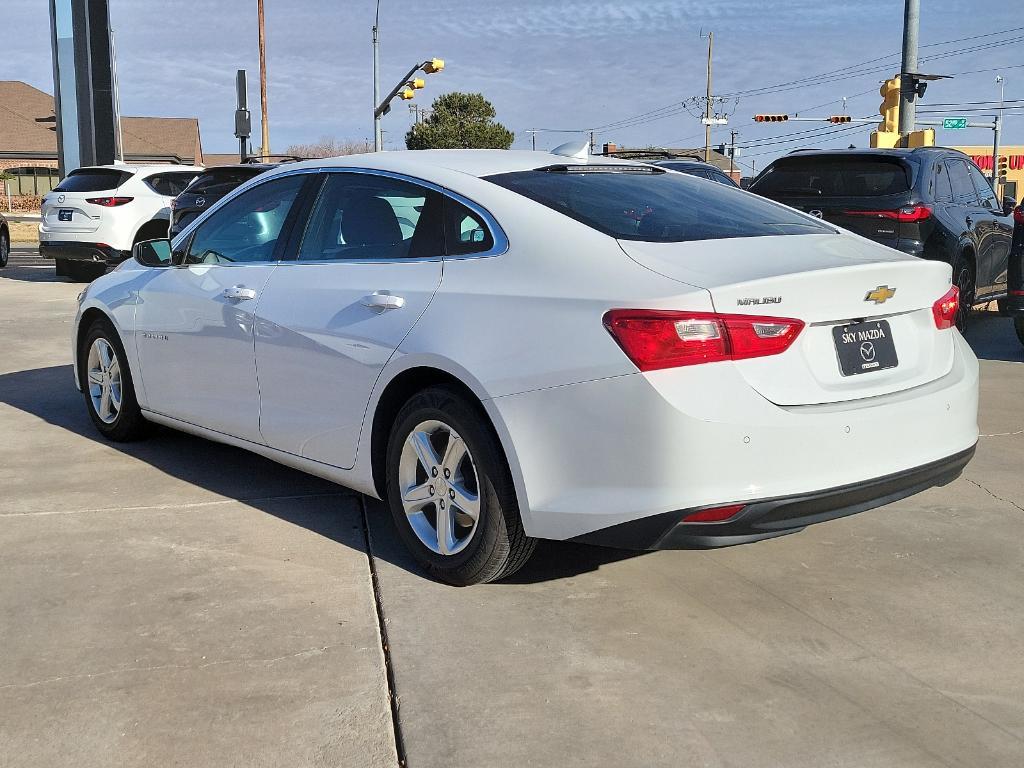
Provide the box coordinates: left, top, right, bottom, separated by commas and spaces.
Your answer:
487, 166, 830, 243
185, 173, 306, 264
298, 173, 443, 261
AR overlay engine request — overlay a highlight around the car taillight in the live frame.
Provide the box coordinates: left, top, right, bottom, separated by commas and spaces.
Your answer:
603, 310, 804, 371
932, 286, 959, 330
1014, 206, 1024, 225
85, 196, 134, 207
681, 504, 746, 524
843, 205, 932, 223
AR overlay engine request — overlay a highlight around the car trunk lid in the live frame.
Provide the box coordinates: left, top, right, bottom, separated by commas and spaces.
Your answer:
619, 233, 956, 405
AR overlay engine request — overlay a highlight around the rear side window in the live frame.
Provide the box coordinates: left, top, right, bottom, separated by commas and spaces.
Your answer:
948, 160, 979, 205
184, 168, 265, 197
486, 167, 830, 243
144, 172, 200, 197
53, 168, 132, 192
444, 197, 494, 255
297, 172, 444, 261
751, 158, 912, 197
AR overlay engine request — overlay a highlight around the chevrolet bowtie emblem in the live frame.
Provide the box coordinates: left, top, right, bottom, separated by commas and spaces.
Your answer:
865, 285, 896, 304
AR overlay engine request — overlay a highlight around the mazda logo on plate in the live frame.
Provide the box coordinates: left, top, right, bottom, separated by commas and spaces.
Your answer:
57, 194, 65, 204
860, 341, 876, 362
196, 197, 206, 207
808, 209, 823, 218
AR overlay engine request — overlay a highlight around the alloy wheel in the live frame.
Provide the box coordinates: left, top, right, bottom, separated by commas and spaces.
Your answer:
954, 263, 975, 333
398, 420, 481, 556
86, 338, 122, 424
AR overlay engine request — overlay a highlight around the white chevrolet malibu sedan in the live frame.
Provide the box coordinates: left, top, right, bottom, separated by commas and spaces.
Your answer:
72, 147, 979, 584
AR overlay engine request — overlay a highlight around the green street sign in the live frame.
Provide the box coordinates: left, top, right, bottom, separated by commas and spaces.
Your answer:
943, 118, 969, 130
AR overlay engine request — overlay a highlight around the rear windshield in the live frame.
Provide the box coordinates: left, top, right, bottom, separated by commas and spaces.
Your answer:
485, 166, 830, 242
183, 168, 265, 197
144, 172, 200, 197
751, 157, 913, 198
54, 168, 132, 193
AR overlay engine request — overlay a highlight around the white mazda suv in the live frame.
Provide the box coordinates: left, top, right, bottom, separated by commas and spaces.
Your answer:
40, 164, 202, 281
71, 148, 979, 584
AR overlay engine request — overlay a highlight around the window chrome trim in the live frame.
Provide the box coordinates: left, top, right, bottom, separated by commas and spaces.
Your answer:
168, 164, 509, 266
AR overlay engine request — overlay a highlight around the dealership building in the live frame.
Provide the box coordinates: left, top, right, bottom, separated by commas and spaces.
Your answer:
950, 144, 1024, 203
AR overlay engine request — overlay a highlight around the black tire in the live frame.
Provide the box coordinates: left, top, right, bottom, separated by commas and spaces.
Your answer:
1015, 317, 1024, 348
65, 260, 106, 283
385, 386, 536, 585
0, 228, 9, 268
952, 254, 976, 333
78, 318, 151, 442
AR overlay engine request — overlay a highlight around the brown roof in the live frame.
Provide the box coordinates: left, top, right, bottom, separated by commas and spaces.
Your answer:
203, 153, 244, 167
0, 80, 203, 164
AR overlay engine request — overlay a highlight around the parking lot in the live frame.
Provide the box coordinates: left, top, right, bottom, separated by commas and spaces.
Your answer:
2, 246, 1023, 767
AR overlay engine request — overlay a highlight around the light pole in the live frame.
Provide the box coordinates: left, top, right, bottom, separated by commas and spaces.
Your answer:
373, 0, 382, 151
257, 0, 270, 159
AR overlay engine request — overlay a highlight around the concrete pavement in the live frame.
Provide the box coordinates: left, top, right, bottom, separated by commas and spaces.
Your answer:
2, 250, 1023, 767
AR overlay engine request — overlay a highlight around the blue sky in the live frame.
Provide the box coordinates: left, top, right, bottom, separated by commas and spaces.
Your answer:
4, 0, 1022, 172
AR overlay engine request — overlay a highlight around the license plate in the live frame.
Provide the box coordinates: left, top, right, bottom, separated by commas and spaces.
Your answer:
833, 319, 898, 376
58, 209, 73, 222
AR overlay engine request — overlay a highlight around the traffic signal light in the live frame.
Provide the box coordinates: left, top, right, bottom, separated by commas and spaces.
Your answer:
997, 155, 1009, 178
423, 58, 445, 74
754, 114, 789, 123
400, 88, 415, 100
408, 78, 425, 90
829, 115, 852, 124
879, 76, 900, 134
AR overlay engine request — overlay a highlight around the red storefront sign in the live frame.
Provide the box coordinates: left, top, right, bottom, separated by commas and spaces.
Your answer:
970, 154, 1024, 171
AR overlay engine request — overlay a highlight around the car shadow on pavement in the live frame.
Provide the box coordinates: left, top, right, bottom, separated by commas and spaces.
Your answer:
963, 312, 1024, 363
0, 364, 644, 585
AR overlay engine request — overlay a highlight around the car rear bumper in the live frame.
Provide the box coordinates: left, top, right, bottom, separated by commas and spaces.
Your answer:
490, 332, 979, 543
39, 241, 129, 265
571, 444, 975, 549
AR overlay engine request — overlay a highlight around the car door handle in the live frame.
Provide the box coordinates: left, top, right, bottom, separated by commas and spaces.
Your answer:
362, 291, 406, 310
223, 286, 257, 301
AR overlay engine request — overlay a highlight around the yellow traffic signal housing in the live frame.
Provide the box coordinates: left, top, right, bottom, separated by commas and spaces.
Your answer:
423, 58, 444, 74
997, 155, 1010, 178
754, 114, 789, 123
408, 78, 425, 89
905, 129, 935, 148
879, 76, 901, 134
400, 88, 415, 100
829, 115, 852, 124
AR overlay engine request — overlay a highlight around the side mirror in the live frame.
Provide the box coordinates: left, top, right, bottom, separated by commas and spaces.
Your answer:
1003, 196, 1018, 217
133, 239, 173, 267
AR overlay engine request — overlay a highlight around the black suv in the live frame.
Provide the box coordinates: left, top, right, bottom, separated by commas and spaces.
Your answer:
650, 158, 739, 187
749, 148, 1017, 330
169, 164, 273, 238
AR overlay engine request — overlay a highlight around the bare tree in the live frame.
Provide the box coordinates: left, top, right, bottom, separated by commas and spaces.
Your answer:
284, 137, 373, 158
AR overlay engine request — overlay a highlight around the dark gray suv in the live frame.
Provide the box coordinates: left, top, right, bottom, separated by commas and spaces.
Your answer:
750, 148, 1017, 331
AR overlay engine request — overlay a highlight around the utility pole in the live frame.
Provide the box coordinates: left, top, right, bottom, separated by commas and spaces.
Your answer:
257, 0, 270, 160
704, 31, 714, 162
897, 0, 919, 136
729, 129, 738, 177
373, 0, 382, 151
992, 112, 1003, 198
